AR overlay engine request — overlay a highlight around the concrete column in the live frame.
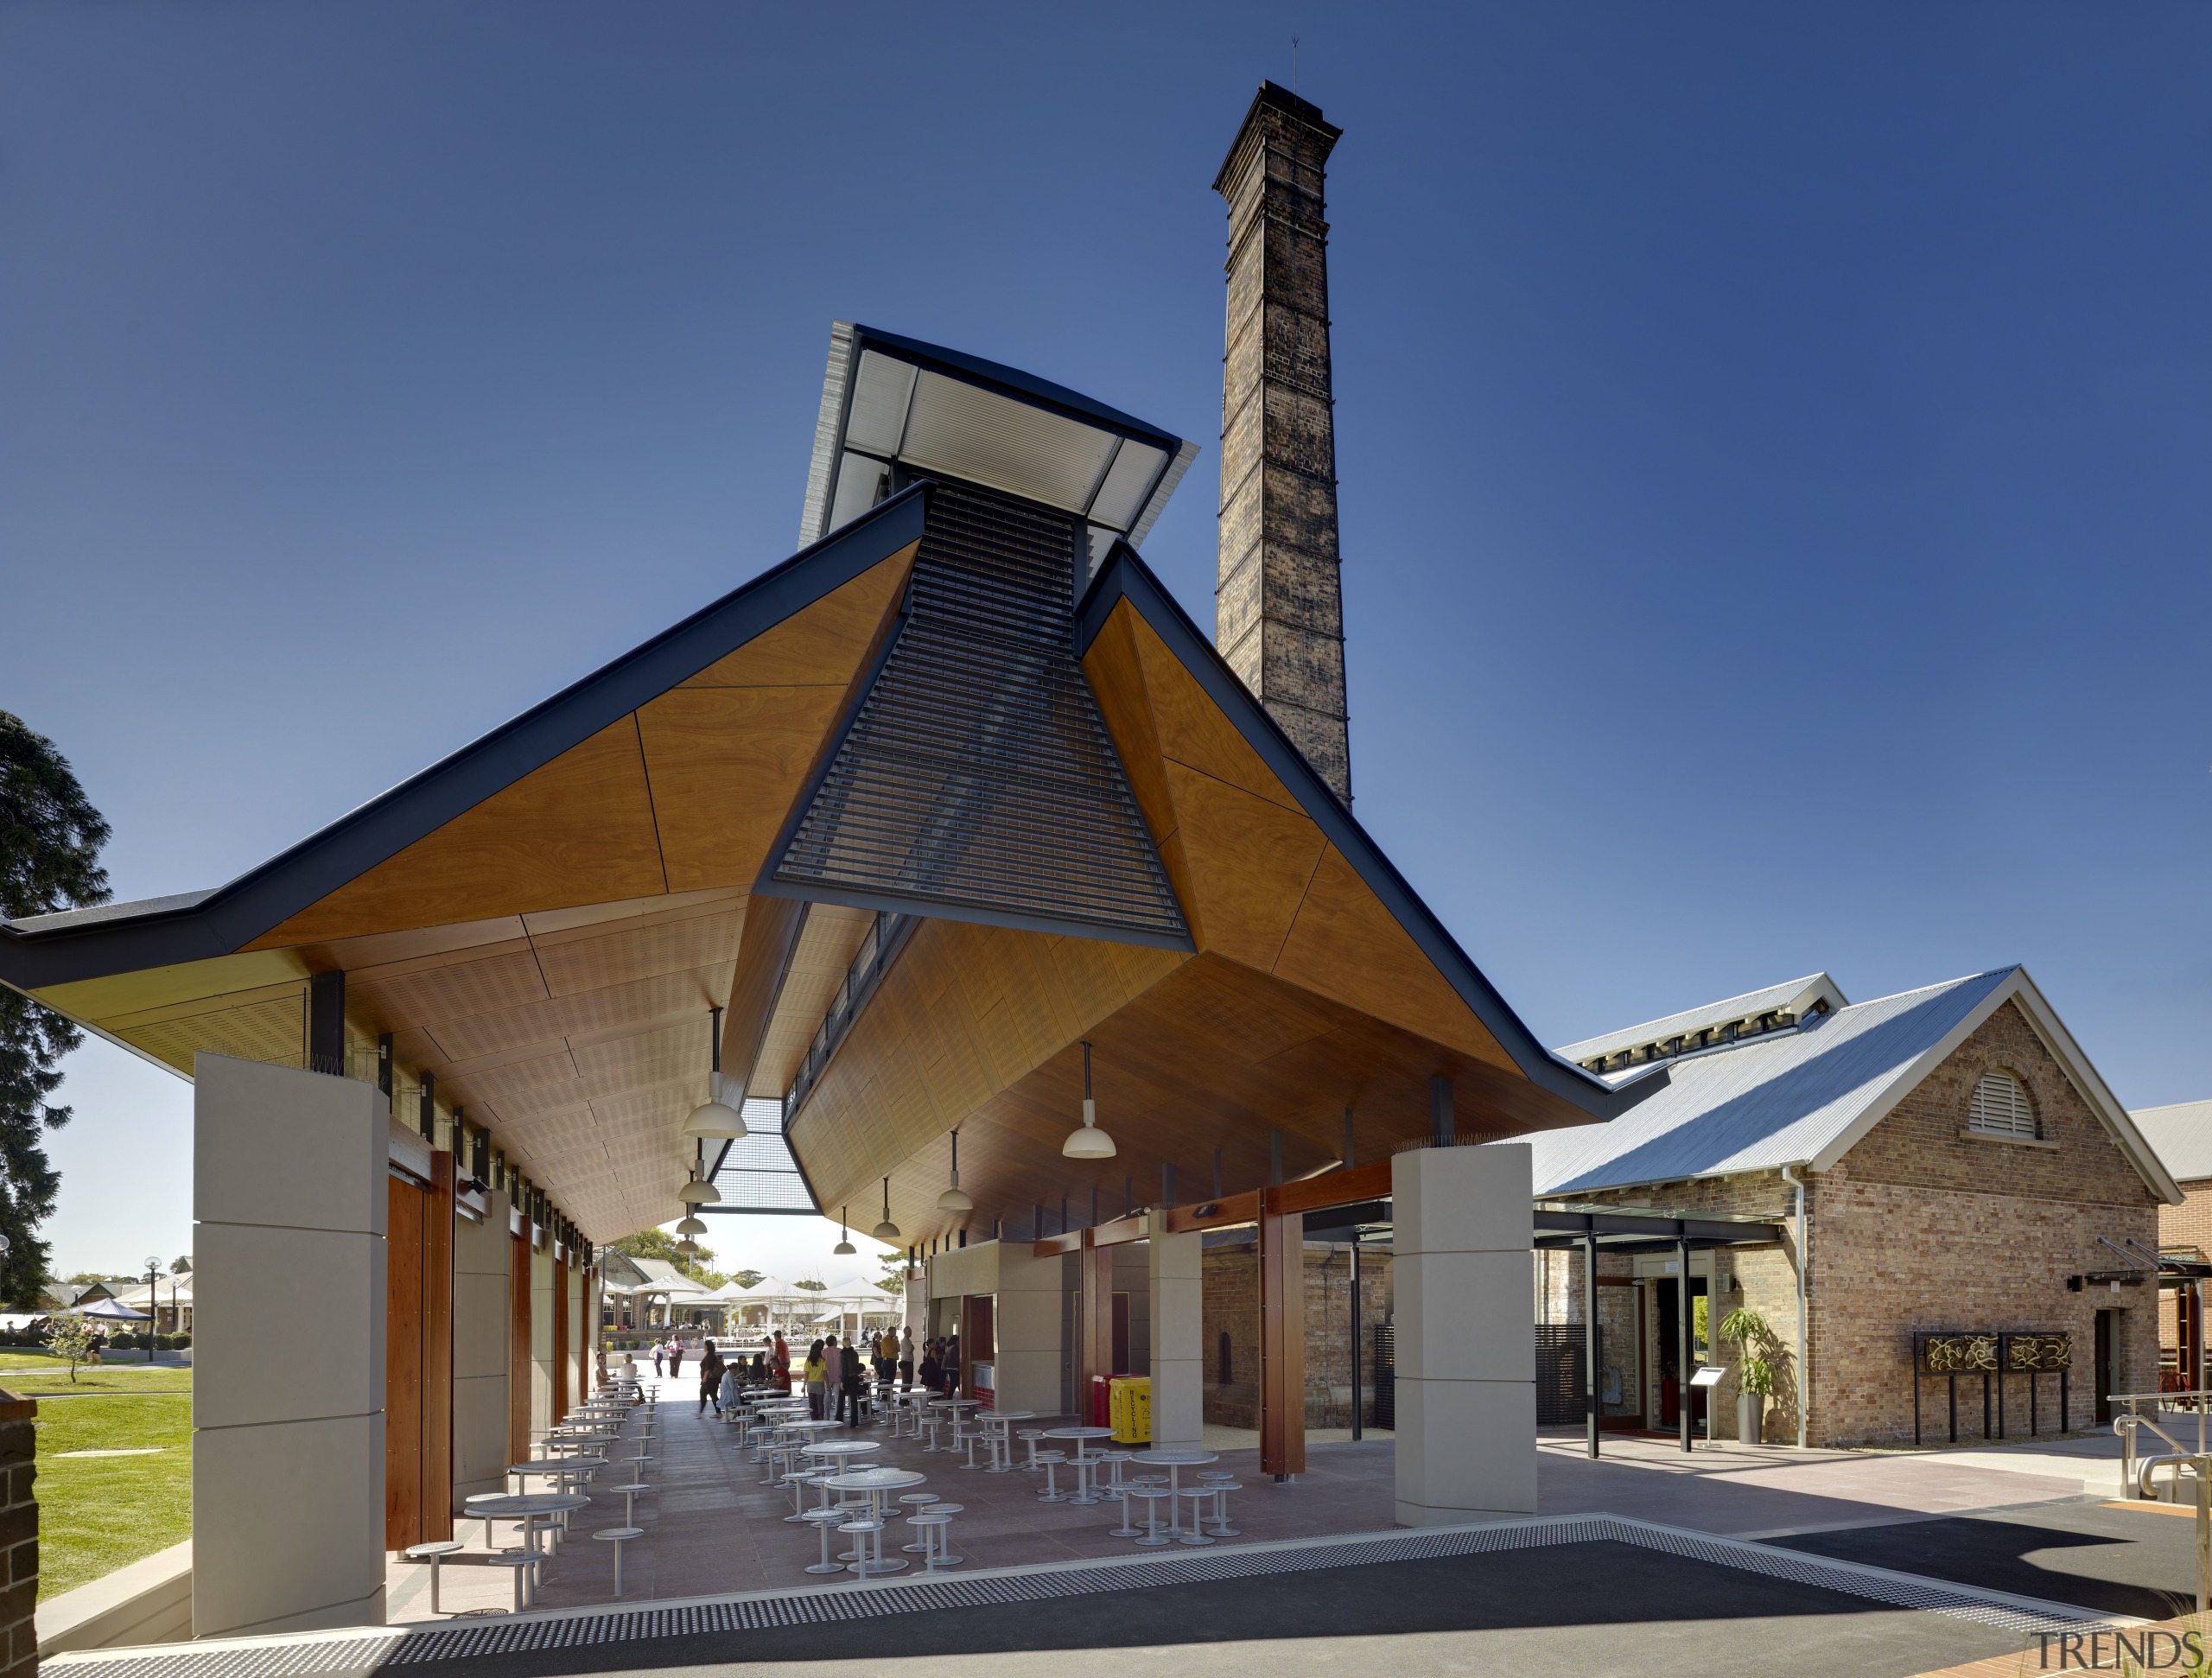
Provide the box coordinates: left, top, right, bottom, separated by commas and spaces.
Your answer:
565, 1266, 583, 1409
1391, 1141, 1535, 1526
991, 1243, 1064, 1414
530, 1236, 554, 1443
450, 1191, 511, 1507
1147, 1211, 1202, 1450
903, 1273, 926, 1340
193, 1055, 386, 1636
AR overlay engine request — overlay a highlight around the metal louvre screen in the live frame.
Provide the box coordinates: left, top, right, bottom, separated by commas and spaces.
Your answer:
707, 1099, 816, 1212
771, 482, 1188, 944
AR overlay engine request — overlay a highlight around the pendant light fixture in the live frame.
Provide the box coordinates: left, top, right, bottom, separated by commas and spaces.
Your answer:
682, 1005, 747, 1141
833, 1206, 856, 1255
675, 1215, 706, 1236
675, 1236, 699, 1256
1063, 1039, 1116, 1159
937, 1129, 973, 1212
677, 1141, 720, 1205
870, 1176, 900, 1242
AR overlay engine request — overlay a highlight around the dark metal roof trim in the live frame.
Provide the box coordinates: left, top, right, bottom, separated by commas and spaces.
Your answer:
0, 486, 935, 992
1075, 542, 1654, 1122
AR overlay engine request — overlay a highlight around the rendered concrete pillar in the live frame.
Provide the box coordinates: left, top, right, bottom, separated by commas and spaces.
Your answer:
451, 1190, 511, 1507
1391, 1142, 1535, 1526
566, 1266, 584, 1408
1147, 1211, 1203, 1449
193, 1055, 387, 1637
990, 1243, 1064, 1414
530, 1236, 554, 1443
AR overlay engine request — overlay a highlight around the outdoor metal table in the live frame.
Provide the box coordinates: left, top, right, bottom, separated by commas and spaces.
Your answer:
982, 1409, 1036, 1471
818, 1466, 928, 1573
1133, 1449, 1218, 1535
1046, 1427, 1116, 1503
507, 1459, 600, 1497
762, 1418, 840, 1484
792, 1438, 880, 1518
466, 1491, 589, 1574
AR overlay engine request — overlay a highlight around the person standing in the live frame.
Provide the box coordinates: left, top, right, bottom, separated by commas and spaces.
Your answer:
772, 1332, 791, 1393
944, 1332, 960, 1395
804, 1338, 829, 1421
697, 1338, 726, 1416
899, 1327, 915, 1390
669, 1336, 685, 1379
826, 1334, 846, 1421
841, 1336, 865, 1428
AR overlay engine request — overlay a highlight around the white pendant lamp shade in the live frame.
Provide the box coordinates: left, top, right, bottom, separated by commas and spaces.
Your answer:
1063, 1040, 1116, 1159
833, 1207, 856, 1256
675, 1236, 699, 1255
675, 1215, 706, 1236
870, 1176, 900, 1243
937, 1128, 973, 1212
677, 1174, 720, 1205
683, 1006, 747, 1140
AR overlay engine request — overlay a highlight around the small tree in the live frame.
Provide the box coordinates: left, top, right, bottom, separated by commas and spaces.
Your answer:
732, 1269, 764, 1289
169, 1255, 191, 1275
1719, 1306, 1776, 1397
43, 1313, 99, 1382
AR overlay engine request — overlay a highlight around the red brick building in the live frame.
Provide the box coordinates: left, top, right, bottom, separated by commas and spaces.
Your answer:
1529, 968, 2178, 1448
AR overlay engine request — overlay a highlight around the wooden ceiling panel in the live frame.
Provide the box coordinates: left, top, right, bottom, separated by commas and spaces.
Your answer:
248, 720, 668, 948
1160, 761, 1325, 972
677, 544, 916, 689
1080, 607, 1180, 850
1122, 608, 1300, 812
532, 907, 743, 999
749, 903, 877, 1099
351, 948, 550, 1035
637, 686, 849, 893
1272, 844, 1516, 1073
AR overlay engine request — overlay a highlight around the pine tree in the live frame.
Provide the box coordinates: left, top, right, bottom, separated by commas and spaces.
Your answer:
0, 713, 111, 1308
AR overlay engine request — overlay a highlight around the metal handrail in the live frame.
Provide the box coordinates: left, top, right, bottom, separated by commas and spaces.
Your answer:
2112, 1389, 2212, 1504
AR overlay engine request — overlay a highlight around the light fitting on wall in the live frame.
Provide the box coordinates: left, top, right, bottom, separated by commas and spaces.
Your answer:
871, 1176, 900, 1243
833, 1207, 856, 1256
1063, 1040, 1116, 1159
938, 1129, 973, 1212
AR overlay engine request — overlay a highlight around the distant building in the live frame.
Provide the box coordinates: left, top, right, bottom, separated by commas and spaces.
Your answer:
2126, 1098, 2212, 1383
1532, 968, 2177, 1446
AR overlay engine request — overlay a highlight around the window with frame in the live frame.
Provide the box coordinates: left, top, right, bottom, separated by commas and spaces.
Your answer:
1967, 1070, 2038, 1139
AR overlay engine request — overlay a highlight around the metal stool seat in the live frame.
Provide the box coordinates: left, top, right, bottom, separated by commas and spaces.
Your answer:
921, 1501, 963, 1567
921, 1414, 946, 1452
780, 1470, 823, 1520
1033, 1450, 1069, 1502
839, 1516, 887, 1579
402, 1540, 465, 1616
907, 1511, 954, 1571
1125, 1484, 1173, 1548
607, 1482, 651, 1525
1104, 1478, 1143, 1538
485, 1550, 543, 1611
897, 1490, 939, 1552
1203, 1478, 1243, 1537
957, 1421, 984, 1469
1018, 1428, 1047, 1470
799, 1505, 849, 1575
593, 1527, 645, 1598
1174, 1484, 1217, 1545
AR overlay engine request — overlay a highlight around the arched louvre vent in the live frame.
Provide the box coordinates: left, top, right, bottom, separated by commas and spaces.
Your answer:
1967, 1071, 2037, 1138
768, 481, 1190, 948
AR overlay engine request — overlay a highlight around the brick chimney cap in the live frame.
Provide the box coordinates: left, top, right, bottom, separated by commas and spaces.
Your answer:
1213, 80, 1341, 194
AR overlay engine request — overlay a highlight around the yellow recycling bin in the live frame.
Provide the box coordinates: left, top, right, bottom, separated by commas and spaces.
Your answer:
1109, 1376, 1151, 1445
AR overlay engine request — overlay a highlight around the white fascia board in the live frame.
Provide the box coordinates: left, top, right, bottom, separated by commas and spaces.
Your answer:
1803, 972, 2024, 1175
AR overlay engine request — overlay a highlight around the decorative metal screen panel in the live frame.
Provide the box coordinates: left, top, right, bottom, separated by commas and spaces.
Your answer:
2004, 1332, 2071, 1372
1922, 1332, 1999, 1373
706, 1099, 816, 1213
771, 482, 1188, 944
1535, 1324, 1602, 1425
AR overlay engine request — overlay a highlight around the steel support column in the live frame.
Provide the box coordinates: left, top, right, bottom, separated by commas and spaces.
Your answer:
1585, 1230, 1600, 1459
1677, 1235, 1693, 1453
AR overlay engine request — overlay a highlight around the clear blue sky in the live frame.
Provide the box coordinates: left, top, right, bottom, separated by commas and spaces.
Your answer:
6, 3, 2207, 1275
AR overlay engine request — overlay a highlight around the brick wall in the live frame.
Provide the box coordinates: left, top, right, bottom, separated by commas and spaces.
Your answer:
1201, 1240, 1389, 1430
0, 1391, 35, 1676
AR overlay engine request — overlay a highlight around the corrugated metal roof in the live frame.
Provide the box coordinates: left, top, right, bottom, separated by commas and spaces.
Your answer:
1526, 969, 2018, 1196
2131, 1099, 2212, 1185
1554, 973, 1847, 1066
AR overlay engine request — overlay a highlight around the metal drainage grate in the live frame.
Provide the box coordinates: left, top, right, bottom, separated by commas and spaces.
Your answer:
45, 1514, 2126, 1678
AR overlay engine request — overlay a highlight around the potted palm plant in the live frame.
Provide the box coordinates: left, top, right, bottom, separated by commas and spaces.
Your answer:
1720, 1306, 1775, 1445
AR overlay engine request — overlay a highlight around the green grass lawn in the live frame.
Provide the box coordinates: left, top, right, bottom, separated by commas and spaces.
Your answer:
0, 1351, 192, 1395
33, 1389, 194, 1600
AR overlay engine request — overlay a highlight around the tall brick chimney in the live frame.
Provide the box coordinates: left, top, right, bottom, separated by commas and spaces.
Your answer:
1214, 81, 1351, 804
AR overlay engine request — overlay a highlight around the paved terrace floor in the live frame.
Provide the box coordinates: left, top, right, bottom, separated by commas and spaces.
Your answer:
383, 1377, 2120, 1621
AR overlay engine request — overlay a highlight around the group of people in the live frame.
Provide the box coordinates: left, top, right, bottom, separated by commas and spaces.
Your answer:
633, 1324, 972, 1425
